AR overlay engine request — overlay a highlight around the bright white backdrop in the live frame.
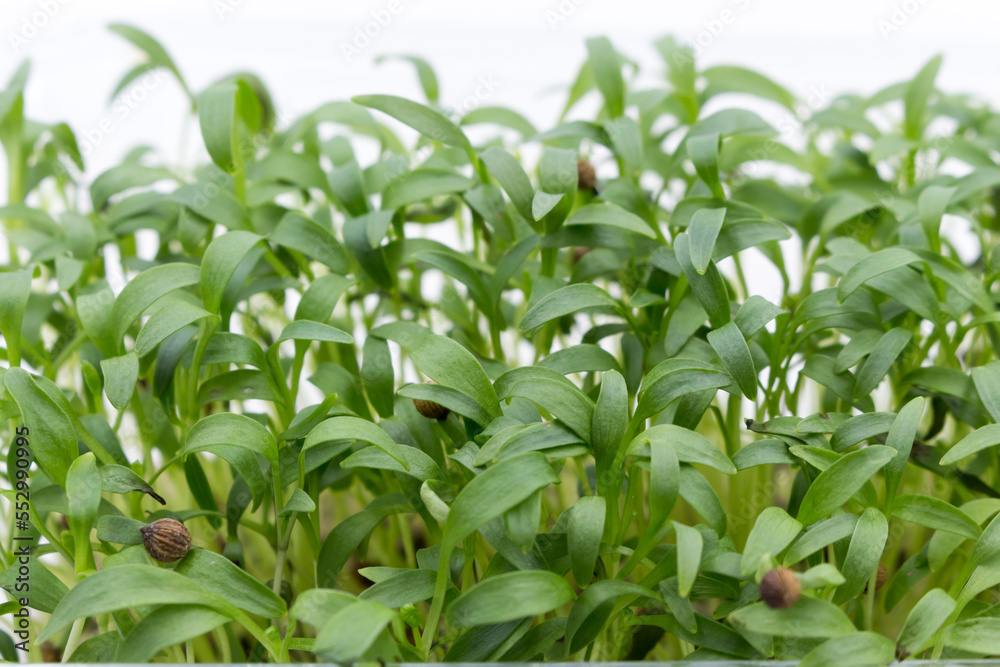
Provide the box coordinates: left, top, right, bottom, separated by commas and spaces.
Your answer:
1, 0, 999, 178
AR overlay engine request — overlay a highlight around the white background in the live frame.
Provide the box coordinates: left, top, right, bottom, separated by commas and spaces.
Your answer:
1, 0, 997, 178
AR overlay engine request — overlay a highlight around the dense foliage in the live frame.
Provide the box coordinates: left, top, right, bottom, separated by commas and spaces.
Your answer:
3, 26, 1000, 664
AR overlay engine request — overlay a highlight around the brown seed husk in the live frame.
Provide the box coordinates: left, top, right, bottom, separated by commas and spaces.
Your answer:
760, 567, 800, 609
577, 159, 596, 191
876, 562, 888, 590
140, 517, 192, 563
572, 246, 593, 264
414, 398, 449, 420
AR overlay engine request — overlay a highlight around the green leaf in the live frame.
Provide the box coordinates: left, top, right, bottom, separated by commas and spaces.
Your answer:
568, 496, 605, 586
675, 233, 731, 328
442, 452, 559, 556
687, 207, 726, 273
100, 464, 165, 504
0, 269, 30, 366
585, 37, 625, 117
783, 514, 859, 565
707, 321, 757, 400
940, 424, 1000, 465
837, 248, 921, 303
304, 416, 407, 471
796, 445, 895, 525
481, 147, 535, 221
0, 556, 67, 614
687, 134, 725, 199
460, 106, 536, 138
896, 588, 956, 657
317, 497, 411, 587
376, 325, 502, 421
271, 212, 351, 274
903, 54, 942, 140
108, 24, 191, 102
592, 370, 628, 474
38, 565, 234, 643
175, 548, 286, 617
702, 65, 795, 109
892, 494, 982, 540
115, 605, 229, 663
741, 507, 802, 576
353, 94, 472, 153
95, 515, 144, 544
883, 397, 925, 504
198, 79, 262, 173
627, 424, 736, 474
798, 632, 895, 667
519, 284, 621, 335
110, 263, 201, 346
66, 453, 101, 573
564, 203, 656, 238
200, 231, 262, 314
3, 368, 77, 487
733, 439, 795, 470
343, 444, 441, 482
446, 571, 574, 628
497, 376, 594, 443
565, 579, 653, 653
362, 336, 395, 418
312, 600, 396, 663
940, 618, 1000, 655
399, 383, 493, 427
728, 596, 855, 638
853, 328, 913, 400
100, 352, 138, 410
359, 569, 438, 608
972, 360, 1000, 423
274, 320, 353, 345
135, 299, 217, 358
833, 507, 888, 604
673, 521, 702, 598
381, 169, 473, 210
181, 413, 277, 510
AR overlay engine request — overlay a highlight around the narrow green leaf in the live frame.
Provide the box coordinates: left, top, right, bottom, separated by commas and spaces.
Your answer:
892, 494, 982, 540
687, 207, 726, 274
200, 231, 262, 314
110, 263, 201, 346
837, 248, 921, 303
38, 565, 233, 643
741, 507, 802, 576
446, 571, 574, 628
519, 284, 621, 335
940, 618, 1000, 655
798, 632, 895, 667
585, 37, 624, 117
568, 496, 605, 586
796, 446, 895, 525
0, 269, 30, 366
853, 328, 913, 400
707, 321, 757, 400
3, 368, 77, 487
833, 507, 888, 604
115, 605, 229, 663
896, 588, 956, 657
99, 352, 138, 411
564, 203, 656, 238
353, 94, 471, 152
940, 424, 1000, 465
728, 596, 855, 638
